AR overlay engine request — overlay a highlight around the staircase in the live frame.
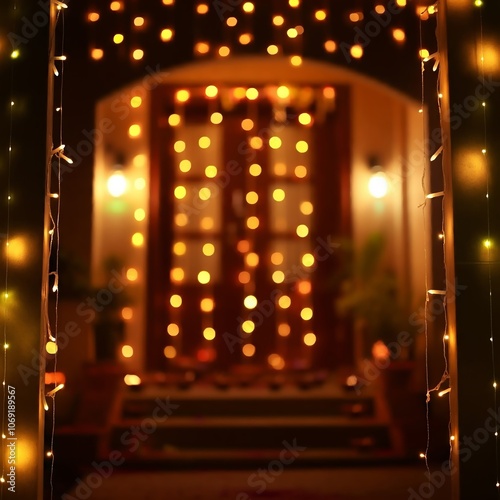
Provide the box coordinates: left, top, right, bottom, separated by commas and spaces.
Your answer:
100, 371, 405, 467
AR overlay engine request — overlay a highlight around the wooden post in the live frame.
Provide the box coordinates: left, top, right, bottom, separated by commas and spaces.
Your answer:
439, 1, 500, 498
0, 0, 55, 497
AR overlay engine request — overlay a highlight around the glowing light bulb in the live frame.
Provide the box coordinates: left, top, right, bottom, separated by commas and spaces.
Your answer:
368, 172, 389, 198
107, 172, 127, 197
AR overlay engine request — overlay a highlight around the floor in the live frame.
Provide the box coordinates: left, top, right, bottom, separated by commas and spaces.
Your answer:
63, 466, 452, 499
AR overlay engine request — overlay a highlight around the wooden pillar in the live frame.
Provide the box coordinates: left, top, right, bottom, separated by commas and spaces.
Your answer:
439, 1, 500, 498
0, 0, 55, 497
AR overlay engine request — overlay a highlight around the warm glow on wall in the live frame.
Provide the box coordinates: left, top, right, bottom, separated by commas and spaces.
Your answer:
107, 172, 127, 197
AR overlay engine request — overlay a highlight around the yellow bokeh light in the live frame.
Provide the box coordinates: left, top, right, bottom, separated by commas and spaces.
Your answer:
315, 9, 327, 21
128, 124, 141, 138
126, 268, 138, 281
375, 4, 385, 14
167, 323, 179, 336
110, 1, 123, 11
301, 307, 313, 321
170, 294, 182, 308
396, 0, 406, 5
296, 140, 308, 153
200, 217, 214, 230
267, 45, 279, 55
170, 267, 185, 282
203, 327, 216, 340
419, 48, 429, 59
199, 136, 211, 149
175, 213, 188, 226
130, 96, 142, 108
203, 243, 215, 256
271, 252, 284, 265
246, 191, 259, 204
161, 28, 174, 42
134, 177, 146, 190
242, 344, 255, 357
122, 307, 133, 320
243, 1, 254, 13
393, 28, 405, 42
297, 280, 312, 294
210, 112, 223, 125
134, 16, 145, 27
302, 253, 315, 267
200, 298, 215, 312
164, 346, 177, 358
287, 28, 298, 39
197, 3, 209, 14
274, 162, 287, 176
205, 165, 218, 178
350, 45, 363, 59
173, 241, 186, 255
46, 342, 58, 355
324, 40, 337, 53
124, 374, 141, 385
289, 0, 300, 7
132, 49, 144, 60
198, 270, 211, 284
174, 185, 187, 199
269, 136, 282, 149
176, 89, 190, 102
133, 154, 147, 167
277, 85, 290, 99
239, 33, 252, 45
273, 15, 284, 26
179, 159, 191, 173
246, 88, 259, 100
296, 224, 309, 238
278, 323, 290, 337
323, 87, 335, 99
268, 353, 285, 370
273, 188, 285, 202
121, 345, 134, 358
304, 332, 316, 346
242, 320, 255, 334
349, 12, 364, 22
249, 136, 263, 149
295, 165, 307, 178
5, 236, 27, 265
239, 271, 251, 284
241, 119, 254, 131
113, 33, 124, 44
246, 252, 259, 267
300, 201, 313, 215
88, 12, 100, 22
174, 140, 186, 153
131, 232, 144, 247
227, 17, 237, 27
219, 45, 231, 57
195, 42, 210, 54
290, 55, 302, 67
134, 208, 146, 221
272, 270, 285, 284
247, 216, 260, 230
249, 163, 262, 176
244, 295, 258, 309
298, 113, 312, 126
278, 295, 291, 309
237, 240, 250, 253
168, 114, 181, 127
233, 87, 246, 99
199, 187, 211, 200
